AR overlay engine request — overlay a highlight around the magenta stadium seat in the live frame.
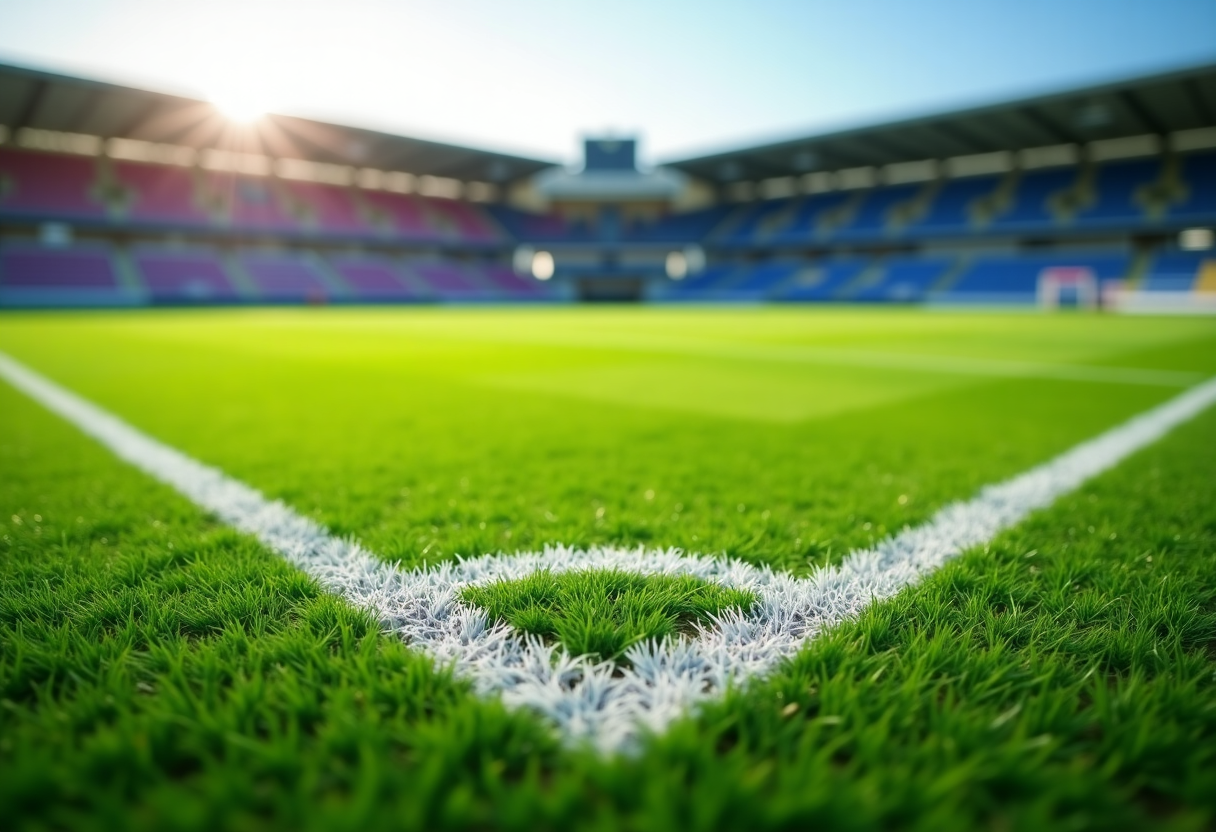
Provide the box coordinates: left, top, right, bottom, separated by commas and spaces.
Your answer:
362, 192, 439, 239
426, 198, 501, 242
115, 161, 209, 224
330, 259, 419, 299
479, 265, 543, 294
206, 173, 299, 230
281, 181, 371, 233
241, 254, 330, 300
412, 262, 482, 294
0, 148, 106, 219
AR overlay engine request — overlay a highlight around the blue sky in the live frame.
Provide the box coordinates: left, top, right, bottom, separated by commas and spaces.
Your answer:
0, 0, 1213, 164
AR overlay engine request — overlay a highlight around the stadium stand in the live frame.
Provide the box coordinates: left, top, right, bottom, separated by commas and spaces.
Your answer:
281, 181, 371, 235
0, 148, 106, 219
1, 245, 118, 288
135, 248, 240, 302
907, 176, 999, 236
409, 261, 487, 298
769, 193, 850, 244
1169, 151, 1216, 222
834, 184, 921, 240
0, 60, 1213, 308
476, 263, 550, 297
206, 174, 299, 231
1074, 158, 1159, 226
853, 258, 952, 302
944, 253, 1129, 302
779, 261, 869, 301
427, 198, 502, 243
361, 191, 441, 240
328, 256, 420, 301
986, 168, 1078, 231
240, 252, 332, 301
113, 161, 209, 225
1142, 252, 1206, 291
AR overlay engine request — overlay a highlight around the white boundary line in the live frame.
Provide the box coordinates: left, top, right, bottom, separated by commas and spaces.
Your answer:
2, 349, 1215, 754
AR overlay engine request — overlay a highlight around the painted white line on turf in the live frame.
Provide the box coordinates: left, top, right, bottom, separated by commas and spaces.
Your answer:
3, 349, 1215, 754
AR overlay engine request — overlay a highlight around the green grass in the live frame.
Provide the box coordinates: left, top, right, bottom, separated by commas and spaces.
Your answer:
1, 306, 1215, 830
459, 570, 756, 663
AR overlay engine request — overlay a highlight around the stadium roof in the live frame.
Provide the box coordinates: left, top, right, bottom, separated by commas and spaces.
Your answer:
0, 61, 556, 184
663, 61, 1216, 184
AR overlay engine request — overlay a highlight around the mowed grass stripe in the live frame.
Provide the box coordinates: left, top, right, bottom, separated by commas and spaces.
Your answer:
3, 349, 1214, 755
3, 310, 1212, 576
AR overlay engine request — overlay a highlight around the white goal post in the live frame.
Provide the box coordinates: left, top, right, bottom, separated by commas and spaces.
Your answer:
1038, 266, 1098, 309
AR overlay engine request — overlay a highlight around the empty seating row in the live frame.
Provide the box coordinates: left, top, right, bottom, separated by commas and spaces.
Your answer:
0, 148, 503, 242
944, 254, 1129, 301
659, 253, 1135, 303
0, 244, 552, 305
708, 152, 1216, 246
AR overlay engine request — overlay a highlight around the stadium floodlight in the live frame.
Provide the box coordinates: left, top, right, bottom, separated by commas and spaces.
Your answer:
684, 245, 706, 275
532, 251, 555, 281
665, 251, 688, 280
513, 246, 535, 276
1179, 228, 1214, 251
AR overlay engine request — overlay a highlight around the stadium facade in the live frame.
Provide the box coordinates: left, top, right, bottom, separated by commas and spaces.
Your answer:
0, 60, 1213, 309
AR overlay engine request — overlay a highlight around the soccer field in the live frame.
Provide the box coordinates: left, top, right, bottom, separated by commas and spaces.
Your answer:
2, 306, 1216, 830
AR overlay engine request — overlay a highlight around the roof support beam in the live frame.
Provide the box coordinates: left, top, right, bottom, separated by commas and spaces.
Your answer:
1183, 78, 1214, 125
113, 97, 167, 140
1118, 90, 1166, 136
1017, 106, 1079, 146
10, 79, 49, 133
923, 120, 992, 155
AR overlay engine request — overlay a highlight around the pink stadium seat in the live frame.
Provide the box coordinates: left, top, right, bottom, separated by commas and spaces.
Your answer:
479, 264, 543, 294
281, 181, 371, 233
114, 161, 209, 224
206, 173, 299, 230
412, 261, 481, 294
425, 198, 500, 242
0, 148, 106, 218
241, 253, 330, 300
330, 258, 419, 299
361, 191, 439, 239
1, 247, 117, 288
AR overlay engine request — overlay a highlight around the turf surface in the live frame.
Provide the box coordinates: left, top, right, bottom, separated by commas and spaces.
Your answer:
460, 570, 756, 663
2, 306, 1215, 830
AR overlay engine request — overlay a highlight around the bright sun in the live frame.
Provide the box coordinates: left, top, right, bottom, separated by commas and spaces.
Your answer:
210, 90, 267, 123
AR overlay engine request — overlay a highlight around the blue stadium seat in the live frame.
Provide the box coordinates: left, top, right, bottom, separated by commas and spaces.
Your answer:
768, 192, 850, 244
832, 184, 920, 240
947, 253, 1128, 301
1169, 151, 1216, 222
907, 176, 1000, 236
778, 261, 867, 300
851, 259, 952, 302
1142, 253, 1205, 291
730, 262, 801, 297
988, 168, 1077, 230
1073, 158, 1160, 226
